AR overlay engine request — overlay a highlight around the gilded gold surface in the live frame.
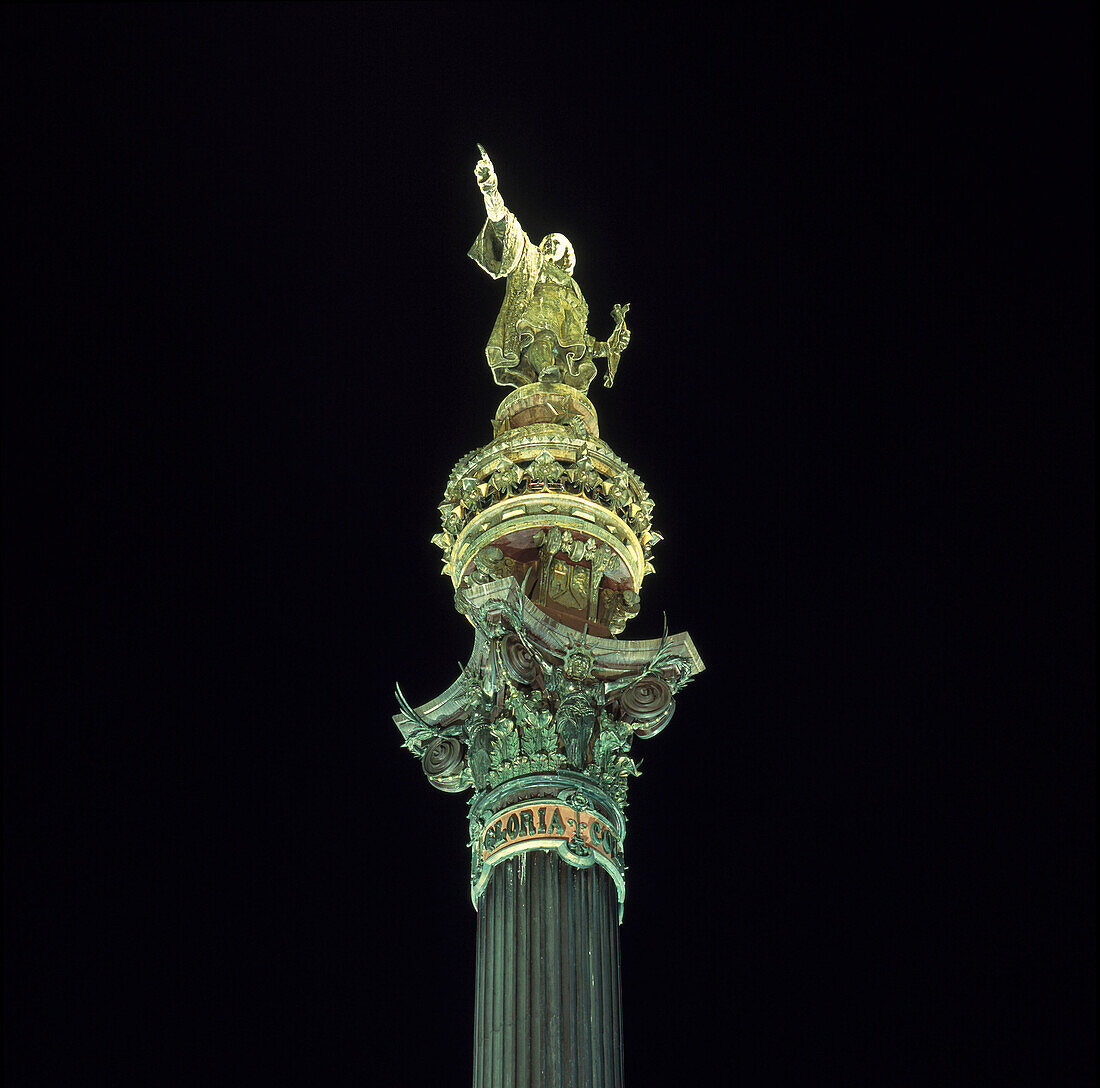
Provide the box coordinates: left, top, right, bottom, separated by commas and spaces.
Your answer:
492, 382, 600, 439
452, 499, 644, 593
431, 384, 656, 613
470, 148, 631, 394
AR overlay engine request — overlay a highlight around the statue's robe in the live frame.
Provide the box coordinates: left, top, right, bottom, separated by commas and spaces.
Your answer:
468, 211, 596, 390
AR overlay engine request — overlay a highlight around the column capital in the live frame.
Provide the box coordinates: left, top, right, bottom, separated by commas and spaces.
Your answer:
394, 578, 703, 912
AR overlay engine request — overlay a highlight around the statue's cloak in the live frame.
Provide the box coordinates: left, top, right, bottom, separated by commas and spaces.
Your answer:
469, 212, 593, 389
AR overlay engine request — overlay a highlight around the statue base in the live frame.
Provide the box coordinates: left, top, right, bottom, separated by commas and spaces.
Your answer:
492, 382, 600, 439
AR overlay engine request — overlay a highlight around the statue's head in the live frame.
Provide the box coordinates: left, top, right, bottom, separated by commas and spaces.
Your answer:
539, 233, 576, 276
562, 639, 595, 681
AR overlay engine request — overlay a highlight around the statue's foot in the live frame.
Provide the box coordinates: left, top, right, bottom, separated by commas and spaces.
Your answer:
539, 366, 562, 384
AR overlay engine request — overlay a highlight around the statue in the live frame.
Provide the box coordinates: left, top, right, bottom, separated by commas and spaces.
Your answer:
468, 146, 631, 393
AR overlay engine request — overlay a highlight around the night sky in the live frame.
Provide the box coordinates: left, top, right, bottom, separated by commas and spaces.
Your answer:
4, 4, 1093, 1085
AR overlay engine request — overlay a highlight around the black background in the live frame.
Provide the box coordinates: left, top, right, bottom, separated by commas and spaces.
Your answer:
4, 4, 1094, 1085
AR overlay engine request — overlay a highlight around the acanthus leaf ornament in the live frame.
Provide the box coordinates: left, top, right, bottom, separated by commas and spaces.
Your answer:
527, 450, 564, 487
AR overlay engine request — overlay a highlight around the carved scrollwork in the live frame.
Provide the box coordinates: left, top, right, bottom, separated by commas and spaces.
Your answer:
421, 736, 466, 787
399, 585, 700, 816
501, 633, 539, 685
434, 425, 662, 597
619, 676, 672, 721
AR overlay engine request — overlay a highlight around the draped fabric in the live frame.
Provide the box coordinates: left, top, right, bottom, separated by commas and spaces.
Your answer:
469, 211, 594, 390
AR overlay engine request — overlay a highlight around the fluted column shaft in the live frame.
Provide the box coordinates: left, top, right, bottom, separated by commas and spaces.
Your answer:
473, 852, 624, 1088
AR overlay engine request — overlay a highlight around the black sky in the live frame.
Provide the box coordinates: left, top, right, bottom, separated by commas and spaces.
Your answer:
3, 4, 1094, 1085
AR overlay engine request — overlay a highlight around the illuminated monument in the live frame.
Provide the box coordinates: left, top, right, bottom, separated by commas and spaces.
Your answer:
394, 148, 703, 1087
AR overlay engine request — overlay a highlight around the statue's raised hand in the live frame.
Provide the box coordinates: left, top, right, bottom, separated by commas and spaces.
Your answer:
475, 145, 497, 194
475, 144, 506, 222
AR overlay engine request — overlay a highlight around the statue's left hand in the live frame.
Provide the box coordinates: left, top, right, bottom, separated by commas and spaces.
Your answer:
603, 303, 631, 388
608, 303, 631, 354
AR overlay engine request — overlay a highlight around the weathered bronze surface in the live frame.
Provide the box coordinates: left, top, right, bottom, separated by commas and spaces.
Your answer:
393, 150, 701, 1085
473, 853, 624, 1088
395, 576, 700, 894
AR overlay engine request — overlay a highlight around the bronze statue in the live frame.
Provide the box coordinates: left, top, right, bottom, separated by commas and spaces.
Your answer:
468, 146, 630, 393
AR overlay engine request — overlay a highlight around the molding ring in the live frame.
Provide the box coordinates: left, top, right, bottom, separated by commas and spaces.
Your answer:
452, 497, 644, 592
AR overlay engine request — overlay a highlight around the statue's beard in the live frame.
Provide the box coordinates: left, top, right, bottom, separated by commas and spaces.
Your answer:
543, 251, 572, 276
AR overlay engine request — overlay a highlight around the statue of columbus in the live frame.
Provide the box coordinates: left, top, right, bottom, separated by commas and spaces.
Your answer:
468, 146, 630, 393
